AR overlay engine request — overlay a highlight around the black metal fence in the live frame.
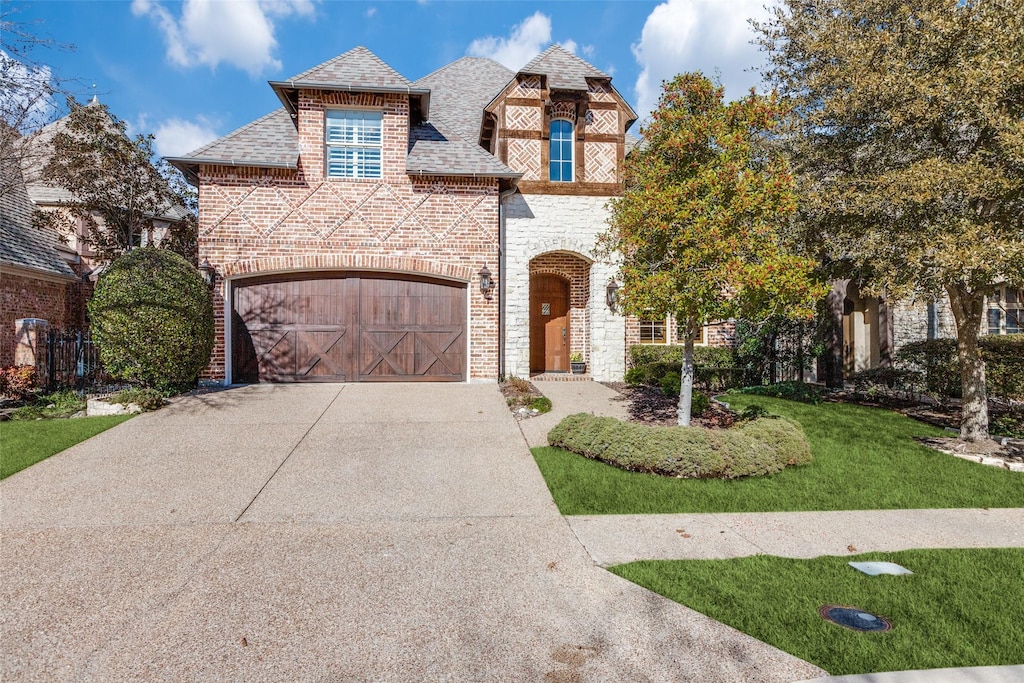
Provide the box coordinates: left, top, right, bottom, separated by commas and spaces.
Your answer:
46, 329, 103, 391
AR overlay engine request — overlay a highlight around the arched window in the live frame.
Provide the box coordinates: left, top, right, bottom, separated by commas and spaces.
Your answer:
549, 119, 573, 182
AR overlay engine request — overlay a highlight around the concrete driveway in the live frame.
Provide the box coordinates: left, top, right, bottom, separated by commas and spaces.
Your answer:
1, 383, 823, 681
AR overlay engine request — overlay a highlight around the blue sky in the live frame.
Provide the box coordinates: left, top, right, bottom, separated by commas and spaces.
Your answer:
10, 0, 773, 158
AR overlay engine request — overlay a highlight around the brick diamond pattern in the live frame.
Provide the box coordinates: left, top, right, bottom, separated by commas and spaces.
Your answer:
296, 183, 361, 241
585, 142, 617, 184
506, 139, 541, 180
235, 183, 296, 239
504, 106, 541, 131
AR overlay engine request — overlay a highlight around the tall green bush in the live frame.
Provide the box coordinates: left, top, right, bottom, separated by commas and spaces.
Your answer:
88, 247, 214, 390
626, 344, 743, 391
896, 336, 1024, 401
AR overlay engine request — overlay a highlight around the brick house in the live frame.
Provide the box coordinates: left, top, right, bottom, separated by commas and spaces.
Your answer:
169, 45, 735, 384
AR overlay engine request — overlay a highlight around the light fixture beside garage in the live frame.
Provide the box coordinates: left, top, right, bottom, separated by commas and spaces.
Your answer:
198, 258, 217, 288
479, 264, 495, 299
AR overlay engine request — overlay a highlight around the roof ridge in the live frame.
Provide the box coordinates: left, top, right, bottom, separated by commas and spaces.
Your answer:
186, 109, 285, 158
286, 45, 411, 86
521, 43, 609, 79
413, 55, 512, 85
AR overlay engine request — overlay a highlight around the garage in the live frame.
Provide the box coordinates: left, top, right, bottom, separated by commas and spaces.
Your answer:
231, 272, 466, 383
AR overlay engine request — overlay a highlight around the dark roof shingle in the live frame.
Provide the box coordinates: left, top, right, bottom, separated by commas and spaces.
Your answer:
407, 120, 519, 178
166, 109, 298, 181
520, 45, 609, 91
285, 46, 413, 90
0, 162, 77, 279
413, 57, 514, 145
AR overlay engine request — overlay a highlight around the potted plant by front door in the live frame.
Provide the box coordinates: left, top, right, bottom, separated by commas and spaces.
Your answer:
570, 352, 586, 374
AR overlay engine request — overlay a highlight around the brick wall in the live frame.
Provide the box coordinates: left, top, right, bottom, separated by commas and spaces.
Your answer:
0, 273, 71, 367
196, 90, 501, 381
529, 252, 591, 361
624, 316, 737, 350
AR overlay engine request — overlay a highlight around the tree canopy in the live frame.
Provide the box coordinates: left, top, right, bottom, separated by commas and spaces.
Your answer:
601, 73, 825, 425
757, 0, 1024, 440
35, 99, 197, 263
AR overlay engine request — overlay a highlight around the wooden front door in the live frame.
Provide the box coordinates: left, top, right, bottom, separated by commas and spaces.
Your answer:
530, 274, 569, 373
232, 273, 466, 382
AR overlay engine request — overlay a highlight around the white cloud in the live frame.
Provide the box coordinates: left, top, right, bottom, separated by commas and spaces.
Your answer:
632, 0, 770, 120
132, 0, 314, 76
153, 116, 219, 157
561, 39, 577, 55
365, 7, 376, 18
467, 11, 554, 70
0, 50, 56, 132
581, 44, 596, 58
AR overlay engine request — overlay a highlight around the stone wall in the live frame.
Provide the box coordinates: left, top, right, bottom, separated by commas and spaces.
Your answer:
196, 90, 501, 381
504, 193, 625, 381
891, 296, 957, 352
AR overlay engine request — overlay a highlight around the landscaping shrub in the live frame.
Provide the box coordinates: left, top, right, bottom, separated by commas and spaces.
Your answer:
895, 339, 960, 398
0, 366, 37, 400
896, 335, 1024, 400
11, 390, 85, 420
626, 344, 744, 391
528, 396, 552, 413
88, 247, 214, 391
981, 334, 1024, 400
547, 412, 812, 479
731, 381, 823, 404
110, 387, 166, 412
846, 367, 921, 398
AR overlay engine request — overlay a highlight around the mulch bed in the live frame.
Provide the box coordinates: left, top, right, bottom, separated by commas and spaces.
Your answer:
601, 382, 736, 428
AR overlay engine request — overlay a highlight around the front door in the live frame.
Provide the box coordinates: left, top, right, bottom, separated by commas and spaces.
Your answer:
530, 274, 569, 373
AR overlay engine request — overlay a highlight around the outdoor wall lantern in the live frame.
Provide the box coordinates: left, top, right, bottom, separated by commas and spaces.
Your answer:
198, 258, 217, 288
606, 279, 620, 311
479, 264, 495, 299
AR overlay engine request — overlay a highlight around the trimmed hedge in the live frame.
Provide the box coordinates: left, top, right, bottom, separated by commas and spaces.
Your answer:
547, 412, 812, 479
626, 344, 745, 391
896, 335, 1024, 400
88, 247, 214, 390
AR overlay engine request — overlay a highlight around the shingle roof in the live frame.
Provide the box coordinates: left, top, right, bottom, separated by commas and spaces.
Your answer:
413, 57, 514, 146
520, 45, 609, 91
166, 109, 299, 182
285, 46, 413, 90
407, 119, 520, 178
0, 161, 77, 279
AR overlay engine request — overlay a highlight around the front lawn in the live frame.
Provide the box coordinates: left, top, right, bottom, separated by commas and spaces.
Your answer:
610, 548, 1024, 676
532, 396, 1024, 514
0, 416, 133, 479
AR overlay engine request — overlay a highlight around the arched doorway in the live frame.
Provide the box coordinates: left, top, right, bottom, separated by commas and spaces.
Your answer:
530, 274, 570, 373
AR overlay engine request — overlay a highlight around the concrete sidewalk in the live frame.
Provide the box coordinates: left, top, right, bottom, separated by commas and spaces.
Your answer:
567, 508, 1024, 566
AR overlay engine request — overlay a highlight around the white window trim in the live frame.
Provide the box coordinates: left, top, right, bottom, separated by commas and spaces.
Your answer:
325, 109, 383, 180
548, 118, 575, 183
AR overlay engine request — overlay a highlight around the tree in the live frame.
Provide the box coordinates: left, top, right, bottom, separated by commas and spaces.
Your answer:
35, 98, 197, 263
757, 0, 1024, 441
601, 73, 825, 426
0, 5, 74, 199
88, 247, 214, 390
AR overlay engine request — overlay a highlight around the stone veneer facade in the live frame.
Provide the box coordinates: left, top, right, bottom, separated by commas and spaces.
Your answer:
504, 194, 625, 381
196, 91, 501, 381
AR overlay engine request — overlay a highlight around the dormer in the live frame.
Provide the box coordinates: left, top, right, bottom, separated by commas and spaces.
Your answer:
480, 45, 638, 195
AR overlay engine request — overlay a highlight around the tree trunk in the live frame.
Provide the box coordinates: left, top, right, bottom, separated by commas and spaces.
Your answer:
946, 285, 989, 442
678, 322, 696, 427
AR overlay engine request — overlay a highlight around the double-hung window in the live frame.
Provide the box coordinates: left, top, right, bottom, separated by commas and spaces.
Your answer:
988, 286, 1022, 335
325, 110, 382, 179
549, 119, 573, 182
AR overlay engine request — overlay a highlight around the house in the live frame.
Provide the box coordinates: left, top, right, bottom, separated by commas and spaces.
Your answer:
167, 45, 735, 385
1, 98, 188, 370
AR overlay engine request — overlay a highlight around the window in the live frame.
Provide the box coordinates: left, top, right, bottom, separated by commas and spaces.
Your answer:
988, 286, 1022, 335
638, 318, 667, 344
549, 119, 573, 182
325, 110, 382, 179
677, 324, 707, 346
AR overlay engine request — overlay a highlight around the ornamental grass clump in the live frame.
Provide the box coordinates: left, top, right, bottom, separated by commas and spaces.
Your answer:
547, 413, 811, 479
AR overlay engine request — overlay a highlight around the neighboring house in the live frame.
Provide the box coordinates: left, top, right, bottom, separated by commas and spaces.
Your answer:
168, 45, 737, 384
1, 98, 188, 368
0, 155, 87, 367
821, 280, 1022, 381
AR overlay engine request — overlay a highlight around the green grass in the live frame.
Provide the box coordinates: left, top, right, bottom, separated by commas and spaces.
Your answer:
0, 415, 133, 479
609, 548, 1024, 675
532, 396, 1024, 514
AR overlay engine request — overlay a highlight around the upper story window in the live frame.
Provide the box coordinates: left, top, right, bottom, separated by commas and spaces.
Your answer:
988, 286, 1022, 335
549, 119, 574, 182
325, 109, 382, 179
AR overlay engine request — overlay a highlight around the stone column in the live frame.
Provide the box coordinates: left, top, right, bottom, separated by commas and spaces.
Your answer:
14, 318, 49, 384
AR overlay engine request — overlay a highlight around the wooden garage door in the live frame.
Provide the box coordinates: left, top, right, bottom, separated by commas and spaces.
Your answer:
232, 273, 466, 383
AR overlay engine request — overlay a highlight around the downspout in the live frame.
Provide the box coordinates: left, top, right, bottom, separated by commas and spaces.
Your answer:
498, 183, 519, 380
